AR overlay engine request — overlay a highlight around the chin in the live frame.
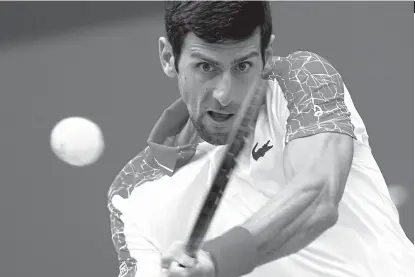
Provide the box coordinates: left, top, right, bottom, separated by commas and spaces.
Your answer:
191, 120, 226, 145
198, 128, 229, 145
190, 113, 232, 145
209, 136, 229, 146
208, 139, 228, 146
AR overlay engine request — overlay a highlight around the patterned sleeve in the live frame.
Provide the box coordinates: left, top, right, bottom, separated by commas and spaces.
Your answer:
107, 148, 164, 277
268, 51, 356, 143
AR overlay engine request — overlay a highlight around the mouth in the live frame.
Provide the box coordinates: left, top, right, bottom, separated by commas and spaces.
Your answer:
207, 110, 235, 123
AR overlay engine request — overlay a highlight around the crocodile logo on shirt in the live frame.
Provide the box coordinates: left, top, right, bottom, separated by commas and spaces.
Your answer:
252, 140, 273, 161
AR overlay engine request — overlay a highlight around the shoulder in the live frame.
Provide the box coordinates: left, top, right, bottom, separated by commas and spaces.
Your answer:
286, 50, 335, 69
107, 147, 165, 203
268, 50, 341, 82
267, 50, 356, 143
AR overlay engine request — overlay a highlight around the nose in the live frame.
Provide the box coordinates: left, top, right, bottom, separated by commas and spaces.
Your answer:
212, 72, 233, 107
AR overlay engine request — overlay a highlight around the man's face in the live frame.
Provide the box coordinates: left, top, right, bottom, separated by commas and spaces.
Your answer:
175, 30, 265, 145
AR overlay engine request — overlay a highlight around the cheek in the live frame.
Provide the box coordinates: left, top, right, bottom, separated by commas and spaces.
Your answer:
233, 74, 262, 102
178, 74, 208, 109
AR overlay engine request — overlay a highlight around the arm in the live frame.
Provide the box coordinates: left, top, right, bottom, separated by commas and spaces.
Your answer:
243, 131, 353, 265
202, 51, 356, 276
108, 161, 162, 277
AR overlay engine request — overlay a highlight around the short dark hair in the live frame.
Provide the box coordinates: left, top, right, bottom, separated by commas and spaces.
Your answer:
164, 1, 273, 72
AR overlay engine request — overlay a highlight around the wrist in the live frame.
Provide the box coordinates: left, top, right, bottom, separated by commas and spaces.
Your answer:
201, 226, 258, 277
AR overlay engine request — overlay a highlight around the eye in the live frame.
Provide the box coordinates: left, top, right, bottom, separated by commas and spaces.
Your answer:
235, 62, 252, 72
198, 62, 215, 72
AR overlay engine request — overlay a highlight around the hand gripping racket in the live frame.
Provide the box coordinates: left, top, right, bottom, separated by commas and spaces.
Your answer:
179, 78, 268, 267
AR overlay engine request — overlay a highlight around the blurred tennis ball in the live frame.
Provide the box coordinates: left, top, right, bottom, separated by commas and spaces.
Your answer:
50, 117, 105, 167
388, 184, 409, 209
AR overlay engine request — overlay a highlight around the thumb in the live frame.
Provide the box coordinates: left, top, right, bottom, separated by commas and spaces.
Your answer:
161, 241, 185, 269
161, 254, 174, 269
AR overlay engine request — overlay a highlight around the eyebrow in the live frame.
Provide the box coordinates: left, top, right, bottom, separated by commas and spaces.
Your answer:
190, 51, 260, 65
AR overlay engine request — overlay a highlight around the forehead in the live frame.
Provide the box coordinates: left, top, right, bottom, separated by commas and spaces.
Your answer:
181, 30, 262, 62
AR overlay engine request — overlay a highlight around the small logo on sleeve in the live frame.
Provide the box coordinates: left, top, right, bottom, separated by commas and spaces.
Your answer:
119, 262, 128, 277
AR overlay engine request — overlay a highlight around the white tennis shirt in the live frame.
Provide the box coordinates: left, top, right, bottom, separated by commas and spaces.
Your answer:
108, 51, 414, 277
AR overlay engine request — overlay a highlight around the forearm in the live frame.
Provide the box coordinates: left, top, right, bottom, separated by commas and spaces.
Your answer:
242, 134, 353, 265
202, 177, 339, 277
202, 134, 353, 277
242, 175, 338, 266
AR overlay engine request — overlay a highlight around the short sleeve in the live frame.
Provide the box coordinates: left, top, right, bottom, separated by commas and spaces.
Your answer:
268, 51, 356, 144
107, 150, 163, 277
108, 200, 162, 277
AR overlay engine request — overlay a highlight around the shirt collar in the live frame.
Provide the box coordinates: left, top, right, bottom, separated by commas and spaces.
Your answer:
147, 98, 201, 176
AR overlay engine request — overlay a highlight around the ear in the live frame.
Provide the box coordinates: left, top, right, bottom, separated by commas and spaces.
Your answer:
159, 37, 177, 78
262, 34, 275, 78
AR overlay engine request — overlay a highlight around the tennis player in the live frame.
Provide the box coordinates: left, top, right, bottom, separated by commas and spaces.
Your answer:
107, 2, 414, 277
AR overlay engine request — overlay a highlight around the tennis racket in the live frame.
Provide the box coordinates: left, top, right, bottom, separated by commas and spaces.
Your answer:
182, 78, 269, 265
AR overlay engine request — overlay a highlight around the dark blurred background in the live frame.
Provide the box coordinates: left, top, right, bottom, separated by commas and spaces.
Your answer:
1, 2, 413, 277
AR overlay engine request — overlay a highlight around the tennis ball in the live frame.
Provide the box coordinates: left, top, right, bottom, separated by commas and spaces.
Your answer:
50, 117, 105, 167
388, 184, 408, 209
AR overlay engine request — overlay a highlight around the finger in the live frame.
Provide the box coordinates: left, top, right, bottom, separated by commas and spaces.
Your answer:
160, 269, 170, 277
161, 241, 186, 269
161, 255, 173, 270
176, 253, 198, 269
169, 261, 190, 277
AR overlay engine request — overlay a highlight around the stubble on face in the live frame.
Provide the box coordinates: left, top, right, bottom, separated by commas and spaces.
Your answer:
189, 113, 229, 145
178, 73, 230, 146
175, 31, 265, 146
